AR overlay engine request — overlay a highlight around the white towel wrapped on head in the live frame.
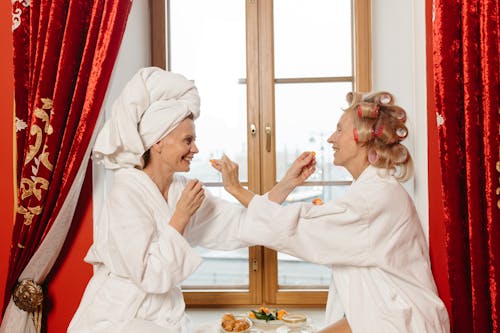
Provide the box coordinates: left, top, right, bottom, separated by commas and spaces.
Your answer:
93, 67, 200, 169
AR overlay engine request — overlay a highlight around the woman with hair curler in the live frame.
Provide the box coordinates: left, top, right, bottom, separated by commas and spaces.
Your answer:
214, 91, 450, 333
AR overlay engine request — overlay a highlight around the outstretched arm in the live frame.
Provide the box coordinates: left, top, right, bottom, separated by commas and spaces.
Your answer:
211, 152, 315, 206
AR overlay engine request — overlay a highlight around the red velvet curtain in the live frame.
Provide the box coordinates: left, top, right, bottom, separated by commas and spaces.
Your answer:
3, 0, 131, 320
432, 0, 500, 332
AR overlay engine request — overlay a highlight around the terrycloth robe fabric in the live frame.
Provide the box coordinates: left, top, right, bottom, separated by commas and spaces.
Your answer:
240, 165, 450, 333
68, 168, 247, 333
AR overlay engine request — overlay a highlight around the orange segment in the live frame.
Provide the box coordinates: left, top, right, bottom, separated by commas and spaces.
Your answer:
258, 306, 270, 314
277, 309, 288, 320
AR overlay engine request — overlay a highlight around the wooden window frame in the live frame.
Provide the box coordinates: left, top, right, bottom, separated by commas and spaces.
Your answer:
150, 0, 371, 308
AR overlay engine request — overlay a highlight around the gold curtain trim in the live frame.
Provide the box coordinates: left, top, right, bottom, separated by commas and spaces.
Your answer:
12, 279, 44, 332
32, 305, 42, 333
12, 279, 43, 312
16, 98, 54, 227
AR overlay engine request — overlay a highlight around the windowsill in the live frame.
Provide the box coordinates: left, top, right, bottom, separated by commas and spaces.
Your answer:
186, 307, 326, 330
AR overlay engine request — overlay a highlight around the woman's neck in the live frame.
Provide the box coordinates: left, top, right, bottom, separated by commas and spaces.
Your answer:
348, 158, 370, 180
143, 164, 174, 199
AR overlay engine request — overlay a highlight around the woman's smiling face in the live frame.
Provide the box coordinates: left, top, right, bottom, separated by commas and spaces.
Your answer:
156, 117, 199, 173
327, 110, 368, 177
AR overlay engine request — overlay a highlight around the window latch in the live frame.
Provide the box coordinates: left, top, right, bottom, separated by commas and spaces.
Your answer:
252, 258, 258, 272
250, 123, 257, 136
265, 125, 272, 152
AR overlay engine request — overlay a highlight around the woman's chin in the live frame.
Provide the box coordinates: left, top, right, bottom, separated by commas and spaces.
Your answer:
179, 160, 191, 171
173, 165, 190, 173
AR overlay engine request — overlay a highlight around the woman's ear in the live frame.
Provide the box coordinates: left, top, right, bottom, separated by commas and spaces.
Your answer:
151, 141, 162, 153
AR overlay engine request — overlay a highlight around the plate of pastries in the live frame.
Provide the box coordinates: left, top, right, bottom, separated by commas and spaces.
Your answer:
220, 313, 253, 333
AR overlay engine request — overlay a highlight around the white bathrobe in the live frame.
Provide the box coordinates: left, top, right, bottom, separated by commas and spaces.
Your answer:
68, 168, 247, 333
240, 165, 450, 333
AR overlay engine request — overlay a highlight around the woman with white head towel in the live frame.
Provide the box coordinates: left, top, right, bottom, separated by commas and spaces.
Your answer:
67, 67, 318, 333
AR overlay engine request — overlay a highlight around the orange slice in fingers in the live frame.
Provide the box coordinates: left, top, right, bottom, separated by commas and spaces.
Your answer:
312, 197, 323, 205
311, 151, 316, 158
209, 159, 216, 166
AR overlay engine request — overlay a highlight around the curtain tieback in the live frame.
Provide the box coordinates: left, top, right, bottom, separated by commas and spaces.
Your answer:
13, 279, 44, 332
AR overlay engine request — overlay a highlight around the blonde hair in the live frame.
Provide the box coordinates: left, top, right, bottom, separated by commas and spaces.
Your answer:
346, 91, 414, 182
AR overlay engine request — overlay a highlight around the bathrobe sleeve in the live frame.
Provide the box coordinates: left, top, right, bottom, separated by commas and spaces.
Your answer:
102, 184, 202, 293
240, 190, 373, 267
183, 187, 249, 251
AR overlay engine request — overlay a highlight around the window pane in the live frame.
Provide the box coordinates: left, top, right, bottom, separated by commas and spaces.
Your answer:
169, 0, 249, 288
275, 82, 353, 182
278, 253, 330, 287
278, 185, 349, 288
183, 248, 249, 287
169, 0, 248, 182
182, 187, 249, 288
274, 0, 352, 78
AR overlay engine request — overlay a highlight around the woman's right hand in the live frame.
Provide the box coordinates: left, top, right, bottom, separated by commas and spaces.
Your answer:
170, 179, 205, 234
210, 154, 256, 207
210, 154, 241, 194
268, 151, 316, 204
281, 151, 316, 187
280, 152, 316, 189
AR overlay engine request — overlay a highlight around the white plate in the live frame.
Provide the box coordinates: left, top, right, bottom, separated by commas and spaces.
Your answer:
249, 318, 283, 328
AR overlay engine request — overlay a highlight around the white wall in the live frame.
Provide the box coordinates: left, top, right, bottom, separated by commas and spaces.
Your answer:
372, 0, 429, 237
92, 0, 430, 238
92, 0, 151, 218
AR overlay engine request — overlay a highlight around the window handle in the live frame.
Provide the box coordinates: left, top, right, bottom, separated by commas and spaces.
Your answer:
265, 124, 272, 152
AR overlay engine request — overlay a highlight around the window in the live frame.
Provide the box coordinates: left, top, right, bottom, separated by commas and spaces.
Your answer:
150, 0, 371, 306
